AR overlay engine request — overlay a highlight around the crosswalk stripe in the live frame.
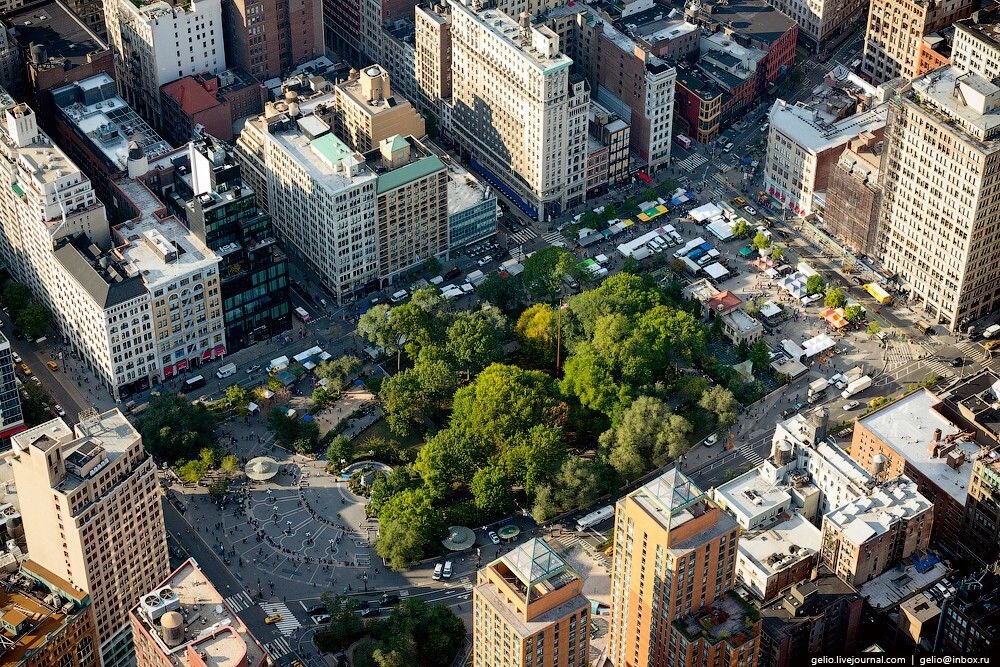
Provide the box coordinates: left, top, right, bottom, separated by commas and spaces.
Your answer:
265, 637, 292, 659
541, 232, 567, 247
260, 601, 301, 636
509, 228, 538, 245
224, 591, 254, 613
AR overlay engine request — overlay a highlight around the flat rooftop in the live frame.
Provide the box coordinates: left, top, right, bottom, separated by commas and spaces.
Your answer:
860, 559, 950, 610
909, 66, 1000, 146
769, 99, 888, 153
738, 513, 821, 577
825, 477, 932, 545
860, 389, 982, 504
633, 16, 698, 44
1, 0, 108, 67
53, 73, 171, 171
715, 468, 791, 522
453, 1, 572, 73
694, 0, 796, 46
761, 567, 859, 628
115, 180, 219, 289
131, 559, 267, 667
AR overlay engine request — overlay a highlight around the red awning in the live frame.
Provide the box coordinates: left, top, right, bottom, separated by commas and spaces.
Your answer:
202, 349, 213, 361
213, 344, 227, 356
177, 359, 188, 371
637, 171, 653, 184
163, 365, 174, 378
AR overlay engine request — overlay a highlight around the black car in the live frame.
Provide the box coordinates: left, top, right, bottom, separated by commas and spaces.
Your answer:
852, 276, 865, 286
360, 607, 379, 618
951, 357, 965, 367
380, 593, 400, 606
306, 605, 326, 616
781, 408, 796, 418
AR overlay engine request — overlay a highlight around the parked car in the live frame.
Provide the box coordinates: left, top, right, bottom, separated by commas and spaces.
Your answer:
246, 364, 262, 374
488, 531, 500, 545
433, 563, 443, 580
360, 607, 379, 618
54, 404, 66, 417
843, 401, 860, 411
11, 352, 21, 364
19, 363, 31, 376
380, 593, 400, 606
951, 357, 966, 367
443, 560, 453, 579
477, 255, 493, 267
781, 408, 796, 418
704, 433, 718, 447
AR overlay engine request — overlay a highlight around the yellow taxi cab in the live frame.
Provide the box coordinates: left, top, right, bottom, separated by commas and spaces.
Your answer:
46, 360, 58, 371
19, 363, 31, 376
264, 614, 283, 625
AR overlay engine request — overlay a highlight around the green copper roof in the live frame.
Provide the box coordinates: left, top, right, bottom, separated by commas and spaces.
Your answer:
310, 133, 353, 167
376, 155, 446, 194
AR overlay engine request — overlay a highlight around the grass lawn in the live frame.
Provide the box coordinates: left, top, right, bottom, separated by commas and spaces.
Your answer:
352, 418, 425, 464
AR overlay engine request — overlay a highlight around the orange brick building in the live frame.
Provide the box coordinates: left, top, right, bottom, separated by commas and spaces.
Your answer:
608, 468, 759, 667
473, 539, 590, 667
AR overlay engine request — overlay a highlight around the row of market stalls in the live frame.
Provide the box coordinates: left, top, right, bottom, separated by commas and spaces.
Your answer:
267, 346, 334, 386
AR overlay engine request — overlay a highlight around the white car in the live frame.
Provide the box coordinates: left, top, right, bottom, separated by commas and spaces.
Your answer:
246, 364, 261, 374
743, 205, 757, 216
704, 433, 719, 447
477, 255, 493, 267
843, 401, 860, 411
54, 404, 66, 417
488, 531, 500, 545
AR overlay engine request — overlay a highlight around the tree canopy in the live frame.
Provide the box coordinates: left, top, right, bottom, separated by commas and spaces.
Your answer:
138, 395, 216, 464
824, 286, 847, 309
599, 396, 692, 479
375, 488, 446, 570
522, 246, 579, 302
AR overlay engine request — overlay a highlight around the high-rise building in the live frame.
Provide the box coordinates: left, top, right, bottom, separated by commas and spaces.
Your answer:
961, 447, 1000, 565
448, 0, 588, 222
819, 477, 933, 587
102, 0, 226, 126
758, 568, 863, 667
952, 4, 1000, 80
824, 132, 883, 255
861, 0, 975, 84
130, 558, 268, 667
0, 559, 101, 667
236, 96, 379, 304
10, 410, 170, 667
323, 0, 362, 63
333, 65, 426, 153
221, 0, 322, 81
360, 0, 421, 64
181, 136, 291, 351
472, 538, 590, 667
761, 0, 866, 50
414, 3, 452, 109
608, 468, 753, 667
0, 330, 25, 441
877, 66, 1000, 329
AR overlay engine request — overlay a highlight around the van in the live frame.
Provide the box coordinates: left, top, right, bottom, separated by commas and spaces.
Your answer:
723, 143, 734, 153
916, 321, 935, 335
443, 560, 453, 579
983, 323, 1000, 339
390, 289, 409, 303
433, 563, 443, 580
216, 362, 237, 379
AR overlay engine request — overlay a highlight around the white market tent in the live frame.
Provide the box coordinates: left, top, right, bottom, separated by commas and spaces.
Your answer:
760, 301, 783, 319
782, 339, 806, 361
779, 273, 808, 298
707, 218, 735, 241
703, 262, 730, 279
690, 202, 724, 222
268, 355, 289, 371
681, 257, 700, 273
802, 333, 836, 358
294, 346, 323, 363
617, 230, 661, 257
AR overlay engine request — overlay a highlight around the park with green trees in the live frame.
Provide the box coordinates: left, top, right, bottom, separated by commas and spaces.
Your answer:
349, 271, 777, 569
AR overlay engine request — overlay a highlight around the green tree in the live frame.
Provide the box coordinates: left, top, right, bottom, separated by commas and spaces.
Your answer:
560, 343, 628, 416
375, 488, 446, 569
470, 466, 514, 516
413, 428, 483, 499
770, 244, 785, 261
675, 374, 709, 404
824, 286, 847, 308
325, 434, 354, 467
388, 289, 448, 358
568, 272, 661, 339
744, 298, 761, 317
601, 396, 693, 479
844, 304, 864, 322
751, 231, 771, 250
732, 219, 749, 238
496, 424, 566, 496
315, 594, 364, 652
316, 355, 362, 393
177, 460, 207, 482
749, 339, 770, 372
806, 274, 827, 295
138, 395, 216, 464
367, 466, 416, 517
379, 356, 456, 436
220, 454, 240, 475
531, 458, 603, 521
18, 380, 55, 426
699, 385, 738, 425
357, 304, 399, 357
522, 246, 578, 302
1, 282, 31, 313
515, 303, 556, 365
208, 478, 229, 499
445, 307, 505, 376
224, 384, 250, 411
866, 321, 882, 336
267, 410, 319, 452
15, 303, 50, 339
476, 273, 524, 311
422, 257, 442, 277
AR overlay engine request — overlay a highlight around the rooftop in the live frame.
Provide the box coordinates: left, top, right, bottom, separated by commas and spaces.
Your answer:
0, 561, 91, 666
723, 309, 762, 334
52, 73, 171, 171
161, 69, 258, 116
489, 539, 583, 607
690, 0, 796, 46
769, 99, 888, 154
909, 66, 1000, 146
115, 180, 219, 289
673, 591, 759, 647
760, 567, 859, 629
947, 370, 1000, 440
860, 389, 982, 504
53, 235, 148, 308
824, 477, 932, 545
955, 5, 1000, 49
860, 558, 951, 610
453, 1, 573, 74
631, 467, 706, 529
131, 559, 267, 667
714, 468, 791, 526
738, 513, 821, 578
706, 289, 742, 312
1, 0, 108, 69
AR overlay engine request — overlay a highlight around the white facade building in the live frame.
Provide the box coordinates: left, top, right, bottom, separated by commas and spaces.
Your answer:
448, 0, 587, 222
103, 0, 225, 126
236, 97, 379, 305
735, 513, 822, 601
878, 66, 1000, 329
762, 0, 867, 48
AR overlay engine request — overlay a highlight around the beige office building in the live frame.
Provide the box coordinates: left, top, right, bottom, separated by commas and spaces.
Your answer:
10, 410, 169, 667
473, 538, 590, 667
334, 65, 426, 153
861, 0, 975, 83
763, 0, 866, 49
952, 4, 1000, 80
877, 66, 1000, 330
415, 3, 453, 107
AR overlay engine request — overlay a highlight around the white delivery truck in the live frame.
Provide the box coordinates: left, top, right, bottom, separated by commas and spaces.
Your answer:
216, 362, 237, 379
807, 378, 829, 402
841, 375, 872, 399
984, 324, 1000, 339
